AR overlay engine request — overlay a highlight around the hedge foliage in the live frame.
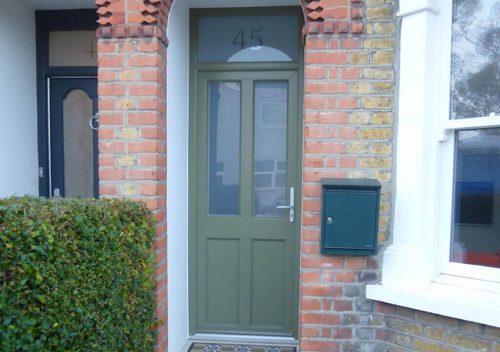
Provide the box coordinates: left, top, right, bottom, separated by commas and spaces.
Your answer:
0, 197, 157, 351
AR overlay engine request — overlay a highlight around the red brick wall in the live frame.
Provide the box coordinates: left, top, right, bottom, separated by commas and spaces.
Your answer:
378, 303, 500, 352
97, 37, 168, 350
94, 0, 394, 351
299, 0, 394, 351
96, 1, 170, 350
95, 2, 499, 352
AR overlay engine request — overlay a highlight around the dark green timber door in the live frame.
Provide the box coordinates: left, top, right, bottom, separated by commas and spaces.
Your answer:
191, 70, 300, 336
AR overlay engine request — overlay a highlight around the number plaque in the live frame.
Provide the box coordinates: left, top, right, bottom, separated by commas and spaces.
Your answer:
198, 15, 299, 63
49, 31, 98, 67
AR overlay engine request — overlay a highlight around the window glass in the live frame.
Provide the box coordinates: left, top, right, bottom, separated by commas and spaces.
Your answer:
197, 15, 299, 62
49, 31, 97, 67
451, 128, 500, 268
450, 0, 500, 119
253, 82, 288, 217
208, 82, 241, 215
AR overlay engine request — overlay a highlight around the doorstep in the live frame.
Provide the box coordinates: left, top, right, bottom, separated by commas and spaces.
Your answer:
182, 334, 299, 352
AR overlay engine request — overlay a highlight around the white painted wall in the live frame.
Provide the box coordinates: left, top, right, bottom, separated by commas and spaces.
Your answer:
166, 1, 299, 350
166, 2, 190, 351
0, 1, 38, 197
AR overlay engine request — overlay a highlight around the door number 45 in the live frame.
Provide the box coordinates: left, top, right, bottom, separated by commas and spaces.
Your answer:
232, 29, 264, 49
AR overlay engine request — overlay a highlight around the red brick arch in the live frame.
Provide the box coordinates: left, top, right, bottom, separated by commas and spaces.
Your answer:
95, 0, 364, 43
94, 1, 367, 351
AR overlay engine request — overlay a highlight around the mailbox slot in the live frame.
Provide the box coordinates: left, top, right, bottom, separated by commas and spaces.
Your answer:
321, 178, 381, 256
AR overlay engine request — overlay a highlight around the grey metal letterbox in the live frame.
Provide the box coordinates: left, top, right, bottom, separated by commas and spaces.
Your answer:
321, 178, 381, 256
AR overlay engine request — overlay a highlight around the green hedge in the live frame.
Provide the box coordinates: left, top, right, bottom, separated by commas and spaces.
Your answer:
0, 197, 157, 351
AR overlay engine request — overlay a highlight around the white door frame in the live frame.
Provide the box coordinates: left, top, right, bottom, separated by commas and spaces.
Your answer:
166, 0, 300, 350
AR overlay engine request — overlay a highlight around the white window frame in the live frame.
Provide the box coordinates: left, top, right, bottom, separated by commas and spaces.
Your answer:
437, 0, 500, 287
367, 0, 500, 328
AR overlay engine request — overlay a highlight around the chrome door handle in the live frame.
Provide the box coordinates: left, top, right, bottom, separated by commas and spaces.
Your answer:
276, 187, 294, 223
89, 113, 99, 130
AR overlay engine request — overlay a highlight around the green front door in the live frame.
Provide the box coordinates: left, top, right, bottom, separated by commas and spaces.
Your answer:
190, 70, 300, 336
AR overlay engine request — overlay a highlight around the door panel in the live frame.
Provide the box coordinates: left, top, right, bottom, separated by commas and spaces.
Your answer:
206, 238, 240, 324
251, 239, 286, 327
194, 71, 299, 336
49, 78, 98, 198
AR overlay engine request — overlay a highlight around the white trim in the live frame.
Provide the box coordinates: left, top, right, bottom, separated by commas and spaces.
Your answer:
47, 78, 53, 196
435, 1, 500, 284
437, 123, 500, 285
166, 1, 300, 351
368, 0, 500, 327
166, 2, 191, 351
367, 283, 500, 328
191, 334, 298, 345
397, 0, 440, 18
397, 6, 439, 18
441, 116, 500, 141
444, 116, 500, 130
433, 273, 500, 295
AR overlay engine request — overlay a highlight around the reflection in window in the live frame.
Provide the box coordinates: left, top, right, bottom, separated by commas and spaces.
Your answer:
450, 0, 500, 119
451, 128, 500, 268
208, 82, 241, 215
253, 82, 288, 217
228, 47, 292, 62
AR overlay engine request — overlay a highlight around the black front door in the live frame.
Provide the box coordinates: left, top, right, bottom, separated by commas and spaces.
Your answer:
49, 77, 98, 198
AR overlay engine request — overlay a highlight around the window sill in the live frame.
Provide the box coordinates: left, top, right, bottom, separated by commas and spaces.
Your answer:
366, 281, 500, 328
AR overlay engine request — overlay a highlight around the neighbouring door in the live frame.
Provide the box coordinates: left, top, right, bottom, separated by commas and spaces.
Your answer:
192, 70, 300, 336
49, 77, 98, 198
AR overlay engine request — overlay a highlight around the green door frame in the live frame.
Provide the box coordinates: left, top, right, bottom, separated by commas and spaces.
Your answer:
188, 7, 304, 338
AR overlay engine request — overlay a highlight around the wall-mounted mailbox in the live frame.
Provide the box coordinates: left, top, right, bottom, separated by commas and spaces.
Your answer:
321, 178, 381, 256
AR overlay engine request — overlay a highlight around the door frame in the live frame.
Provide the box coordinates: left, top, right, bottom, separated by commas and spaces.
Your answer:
35, 10, 98, 197
188, 7, 304, 338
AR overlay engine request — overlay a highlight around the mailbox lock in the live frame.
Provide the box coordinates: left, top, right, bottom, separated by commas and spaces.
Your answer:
326, 216, 334, 224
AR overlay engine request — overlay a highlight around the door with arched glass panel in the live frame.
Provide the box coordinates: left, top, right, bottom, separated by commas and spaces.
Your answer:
189, 8, 303, 337
49, 78, 98, 198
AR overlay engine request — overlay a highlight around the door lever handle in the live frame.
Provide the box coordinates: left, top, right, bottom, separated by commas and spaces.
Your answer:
276, 187, 294, 223
89, 113, 99, 130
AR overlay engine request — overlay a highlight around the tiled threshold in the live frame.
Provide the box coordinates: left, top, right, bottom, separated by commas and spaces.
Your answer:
187, 343, 297, 352
182, 335, 298, 352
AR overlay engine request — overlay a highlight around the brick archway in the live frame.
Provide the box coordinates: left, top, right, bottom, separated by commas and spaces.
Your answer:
95, 0, 364, 41
95, 1, 371, 351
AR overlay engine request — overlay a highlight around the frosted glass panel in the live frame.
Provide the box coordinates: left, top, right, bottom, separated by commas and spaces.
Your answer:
63, 90, 94, 198
50, 31, 98, 67
198, 16, 299, 62
450, 0, 500, 119
208, 82, 241, 215
254, 82, 288, 217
